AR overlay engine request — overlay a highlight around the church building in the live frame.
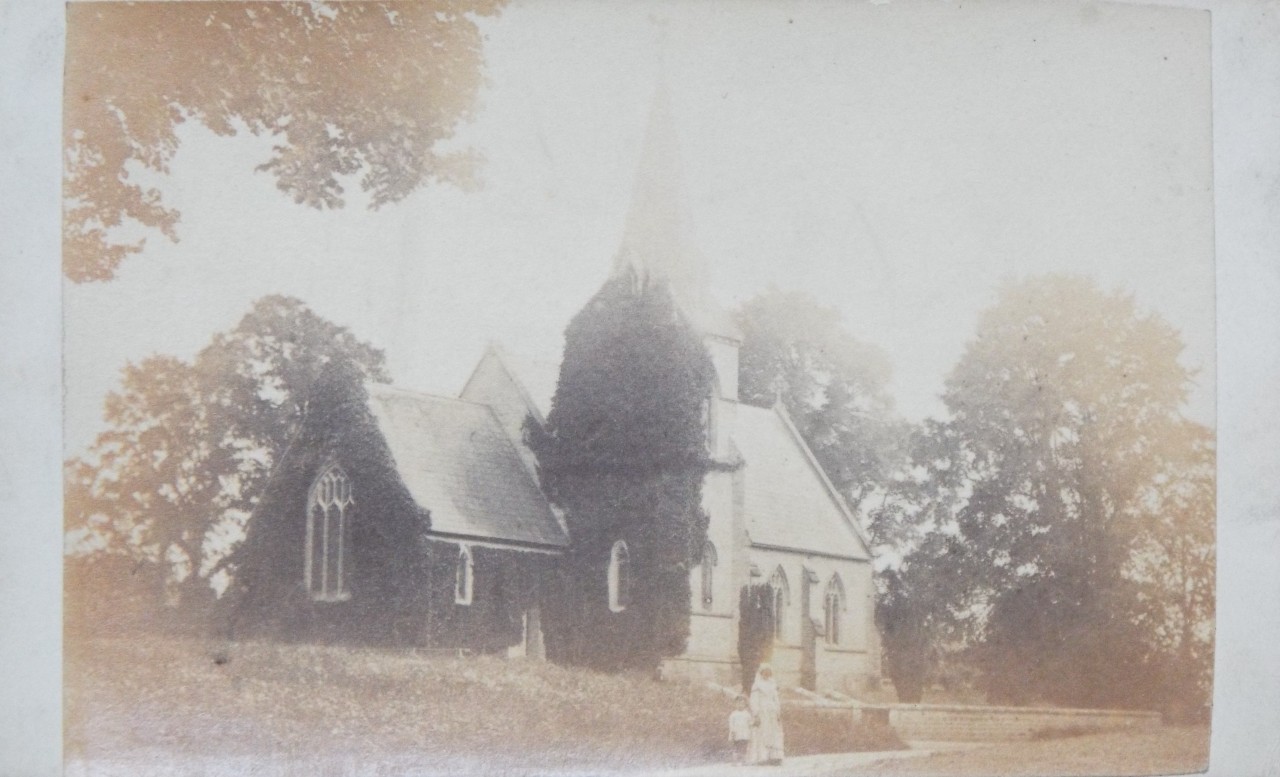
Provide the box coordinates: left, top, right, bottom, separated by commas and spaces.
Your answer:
228, 88, 880, 693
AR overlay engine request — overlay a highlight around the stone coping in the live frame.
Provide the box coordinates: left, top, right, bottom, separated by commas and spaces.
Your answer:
789, 698, 1160, 720
874, 702, 1160, 719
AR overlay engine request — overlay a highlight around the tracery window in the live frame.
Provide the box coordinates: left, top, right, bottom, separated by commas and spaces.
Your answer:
608, 540, 631, 613
455, 545, 474, 605
305, 465, 353, 601
824, 574, 846, 645
699, 541, 718, 610
769, 566, 790, 641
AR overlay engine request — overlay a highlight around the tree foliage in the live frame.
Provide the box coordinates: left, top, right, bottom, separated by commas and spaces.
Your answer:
1127, 421, 1216, 720
874, 568, 932, 703
530, 272, 715, 671
64, 1, 502, 282
198, 295, 390, 469
65, 296, 388, 618
735, 289, 906, 517
65, 354, 233, 615
875, 275, 1214, 711
873, 528, 977, 702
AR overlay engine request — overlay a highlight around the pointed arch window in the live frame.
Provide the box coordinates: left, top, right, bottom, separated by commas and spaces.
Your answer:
824, 574, 847, 645
698, 541, 718, 610
454, 545, 475, 605
608, 540, 631, 613
769, 566, 790, 641
305, 465, 353, 601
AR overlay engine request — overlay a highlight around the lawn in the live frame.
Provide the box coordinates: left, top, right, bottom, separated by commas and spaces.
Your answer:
853, 726, 1210, 777
66, 634, 898, 775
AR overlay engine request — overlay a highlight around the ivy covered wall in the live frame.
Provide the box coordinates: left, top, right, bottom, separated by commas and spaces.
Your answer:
223, 364, 432, 645
530, 272, 716, 671
421, 541, 553, 654
224, 364, 549, 653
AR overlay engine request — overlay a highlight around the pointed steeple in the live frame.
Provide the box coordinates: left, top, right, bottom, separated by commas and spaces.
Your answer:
612, 81, 739, 342
613, 82, 700, 304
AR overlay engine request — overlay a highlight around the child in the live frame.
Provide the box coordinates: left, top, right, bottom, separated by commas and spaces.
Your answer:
728, 695, 753, 764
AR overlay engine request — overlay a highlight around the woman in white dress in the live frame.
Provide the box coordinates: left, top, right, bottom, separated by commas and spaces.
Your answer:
748, 663, 784, 765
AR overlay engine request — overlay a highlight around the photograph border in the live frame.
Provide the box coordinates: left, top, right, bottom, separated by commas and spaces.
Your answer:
3, 1, 1278, 775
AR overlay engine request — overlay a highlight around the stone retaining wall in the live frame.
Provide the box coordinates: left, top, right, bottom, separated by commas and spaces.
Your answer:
856, 702, 1161, 742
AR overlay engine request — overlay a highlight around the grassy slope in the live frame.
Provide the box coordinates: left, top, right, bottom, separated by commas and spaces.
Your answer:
66, 635, 896, 772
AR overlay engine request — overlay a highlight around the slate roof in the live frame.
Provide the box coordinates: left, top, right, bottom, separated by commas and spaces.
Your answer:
732, 403, 870, 560
365, 384, 568, 548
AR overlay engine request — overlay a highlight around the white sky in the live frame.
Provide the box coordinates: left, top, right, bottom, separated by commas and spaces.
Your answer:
63, 0, 1215, 455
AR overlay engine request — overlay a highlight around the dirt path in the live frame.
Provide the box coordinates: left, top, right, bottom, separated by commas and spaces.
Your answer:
837, 727, 1209, 777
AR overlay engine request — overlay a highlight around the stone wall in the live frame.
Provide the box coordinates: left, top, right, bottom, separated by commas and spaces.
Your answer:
857, 702, 1161, 742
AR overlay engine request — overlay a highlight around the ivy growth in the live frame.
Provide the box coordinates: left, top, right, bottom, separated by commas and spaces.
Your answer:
530, 271, 715, 671
222, 361, 430, 645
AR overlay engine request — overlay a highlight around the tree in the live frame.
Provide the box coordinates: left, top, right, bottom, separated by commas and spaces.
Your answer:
198, 295, 390, 485
64, 1, 502, 282
65, 355, 233, 617
871, 452, 975, 701
735, 289, 906, 517
870, 420, 980, 702
911, 275, 1209, 709
1128, 421, 1216, 720
530, 272, 715, 671
875, 567, 933, 703
65, 296, 388, 620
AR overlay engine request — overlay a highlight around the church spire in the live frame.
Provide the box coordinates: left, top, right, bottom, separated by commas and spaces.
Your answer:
613, 81, 703, 313
612, 81, 738, 342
